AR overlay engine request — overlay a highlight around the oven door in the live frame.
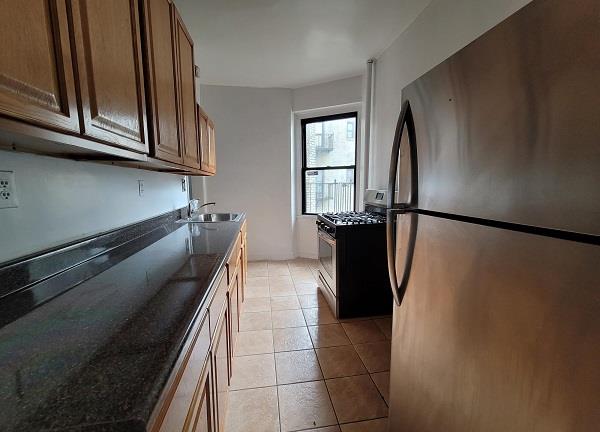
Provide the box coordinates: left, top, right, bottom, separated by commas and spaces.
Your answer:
317, 229, 336, 295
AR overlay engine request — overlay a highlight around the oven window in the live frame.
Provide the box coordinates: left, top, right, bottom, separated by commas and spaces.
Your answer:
319, 235, 334, 279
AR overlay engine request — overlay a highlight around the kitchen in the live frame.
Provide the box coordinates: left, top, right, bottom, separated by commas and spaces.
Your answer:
0, 0, 598, 431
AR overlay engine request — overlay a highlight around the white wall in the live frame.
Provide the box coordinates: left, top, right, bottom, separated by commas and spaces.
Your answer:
0, 150, 188, 263
193, 76, 364, 260
192, 85, 295, 261
292, 76, 363, 113
291, 76, 364, 259
369, 0, 533, 190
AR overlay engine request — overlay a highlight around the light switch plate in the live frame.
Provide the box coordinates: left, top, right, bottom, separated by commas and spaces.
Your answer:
0, 170, 18, 209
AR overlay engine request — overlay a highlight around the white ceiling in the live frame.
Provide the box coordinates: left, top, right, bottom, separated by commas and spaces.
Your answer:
175, 0, 432, 89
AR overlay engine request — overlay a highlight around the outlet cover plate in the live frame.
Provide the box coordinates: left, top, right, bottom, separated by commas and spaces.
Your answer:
0, 170, 18, 209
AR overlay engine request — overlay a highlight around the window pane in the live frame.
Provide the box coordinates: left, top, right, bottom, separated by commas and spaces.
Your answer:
304, 168, 354, 214
305, 117, 356, 168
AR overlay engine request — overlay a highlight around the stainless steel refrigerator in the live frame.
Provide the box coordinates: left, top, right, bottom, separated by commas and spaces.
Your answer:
385, 0, 600, 430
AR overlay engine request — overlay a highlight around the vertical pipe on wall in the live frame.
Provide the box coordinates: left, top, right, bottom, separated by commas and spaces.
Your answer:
362, 59, 376, 196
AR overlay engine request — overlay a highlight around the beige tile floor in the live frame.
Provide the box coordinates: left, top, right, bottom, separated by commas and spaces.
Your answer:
226, 259, 392, 432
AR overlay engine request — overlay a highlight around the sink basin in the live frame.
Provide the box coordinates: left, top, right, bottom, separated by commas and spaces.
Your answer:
179, 213, 242, 223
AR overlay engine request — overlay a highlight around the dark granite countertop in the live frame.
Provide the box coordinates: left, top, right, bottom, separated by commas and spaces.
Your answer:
0, 215, 244, 431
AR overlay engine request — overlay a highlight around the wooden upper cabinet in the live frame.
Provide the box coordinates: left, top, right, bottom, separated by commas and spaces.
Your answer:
0, 0, 79, 132
207, 118, 216, 172
198, 106, 209, 171
198, 106, 216, 175
70, 0, 149, 153
174, 9, 200, 169
142, 0, 182, 164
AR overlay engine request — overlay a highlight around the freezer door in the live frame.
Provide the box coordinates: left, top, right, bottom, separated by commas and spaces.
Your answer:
402, 0, 600, 236
389, 214, 600, 432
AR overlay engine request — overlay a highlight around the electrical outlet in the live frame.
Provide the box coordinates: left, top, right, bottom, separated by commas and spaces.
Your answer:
181, 177, 187, 192
0, 170, 18, 209
138, 180, 144, 196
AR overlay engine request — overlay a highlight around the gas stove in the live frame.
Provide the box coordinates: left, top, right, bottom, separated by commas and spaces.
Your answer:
315, 189, 392, 319
319, 211, 386, 226
316, 190, 387, 236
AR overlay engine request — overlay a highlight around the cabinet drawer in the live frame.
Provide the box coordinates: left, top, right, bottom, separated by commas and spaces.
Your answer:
226, 233, 242, 284
208, 271, 229, 339
155, 309, 210, 432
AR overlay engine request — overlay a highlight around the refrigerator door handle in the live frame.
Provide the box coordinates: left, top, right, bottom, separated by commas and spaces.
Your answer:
387, 208, 418, 306
386, 100, 418, 210
386, 100, 418, 305
386, 207, 404, 305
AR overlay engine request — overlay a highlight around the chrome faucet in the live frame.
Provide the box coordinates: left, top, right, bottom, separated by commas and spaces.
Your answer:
200, 202, 216, 211
187, 199, 216, 218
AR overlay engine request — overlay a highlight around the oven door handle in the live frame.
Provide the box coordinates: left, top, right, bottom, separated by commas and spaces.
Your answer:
318, 230, 336, 245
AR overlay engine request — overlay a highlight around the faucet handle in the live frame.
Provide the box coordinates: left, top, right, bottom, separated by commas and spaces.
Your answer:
188, 199, 200, 217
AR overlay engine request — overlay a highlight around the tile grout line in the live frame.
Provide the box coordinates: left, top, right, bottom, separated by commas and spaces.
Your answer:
265, 265, 283, 432
340, 321, 390, 410
248, 261, 389, 429
284, 259, 339, 431
332, 318, 390, 416
272, 349, 282, 432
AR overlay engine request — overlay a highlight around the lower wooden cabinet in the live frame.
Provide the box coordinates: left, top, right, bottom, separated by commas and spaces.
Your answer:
212, 300, 230, 432
229, 264, 240, 362
185, 357, 214, 432
154, 310, 211, 432
240, 221, 248, 301
152, 229, 247, 432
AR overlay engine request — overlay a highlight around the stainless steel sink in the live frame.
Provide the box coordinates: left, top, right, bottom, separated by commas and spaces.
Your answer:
179, 213, 242, 223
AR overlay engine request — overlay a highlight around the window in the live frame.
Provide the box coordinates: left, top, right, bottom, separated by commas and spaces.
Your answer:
302, 112, 357, 214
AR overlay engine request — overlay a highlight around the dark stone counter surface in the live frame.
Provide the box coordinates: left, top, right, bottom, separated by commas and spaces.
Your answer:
0, 213, 244, 431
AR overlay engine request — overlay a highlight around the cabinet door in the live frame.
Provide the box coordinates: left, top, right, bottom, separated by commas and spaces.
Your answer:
174, 9, 200, 168
70, 0, 149, 152
0, 0, 79, 132
212, 304, 230, 432
229, 270, 240, 361
207, 119, 216, 173
185, 360, 214, 432
241, 221, 248, 300
157, 311, 211, 432
198, 107, 210, 172
143, 0, 182, 163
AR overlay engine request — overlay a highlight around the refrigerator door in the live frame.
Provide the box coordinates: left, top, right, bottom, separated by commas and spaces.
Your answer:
402, 0, 600, 236
389, 213, 600, 432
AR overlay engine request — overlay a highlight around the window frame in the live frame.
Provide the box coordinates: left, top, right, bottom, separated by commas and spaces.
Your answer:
301, 111, 358, 215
